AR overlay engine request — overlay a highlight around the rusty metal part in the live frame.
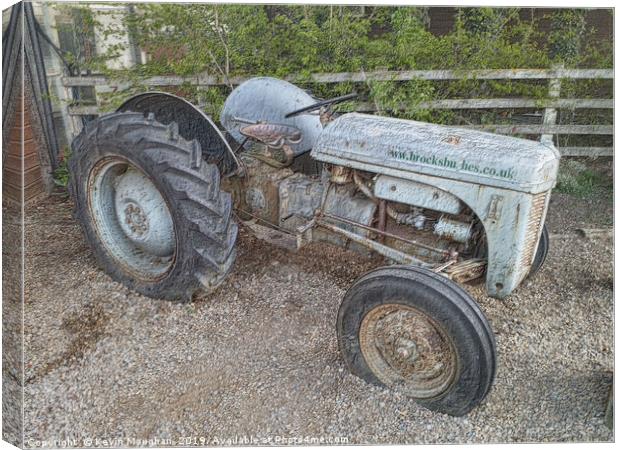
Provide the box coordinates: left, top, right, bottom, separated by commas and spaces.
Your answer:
353, 171, 417, 225
279, 174, 325, 233
242, 219, 298, 252
359, 304, 458, 398
445, 258, 487, 283
320, 212, 450, 256
519, 191, 549, 271
329, 165, 353, 184
377, 200, 387, 244
389, 208, 427, 229
247, 145, 295, 168
319, 108, 334, 126
353, 170, 378, 203
320, 183, 377, 241
123, 203, 149, 237
352, 171, 426, 230
231, 156, 293, 224
240, 123, 302, 149
295, 218, 316, 249
316, 219, 431, 267
281, 145, 295, 166
236, 207, 296, 236
432, 259, 457, 273
433, 216, 474, 243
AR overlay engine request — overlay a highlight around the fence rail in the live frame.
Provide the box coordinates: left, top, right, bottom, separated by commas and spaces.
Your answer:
61, 68, 614, 157
62, 68, 614, 87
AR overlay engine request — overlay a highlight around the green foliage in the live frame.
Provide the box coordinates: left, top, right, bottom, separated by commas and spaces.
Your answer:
50, 4, 611, 124
549, 10, 587, 62
53, 147, 71, 188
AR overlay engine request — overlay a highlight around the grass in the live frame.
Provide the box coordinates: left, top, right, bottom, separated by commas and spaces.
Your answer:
554, 159, 612, 198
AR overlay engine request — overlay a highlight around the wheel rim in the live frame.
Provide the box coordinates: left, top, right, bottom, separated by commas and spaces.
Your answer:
359, 303, 458, 399
88, 156, 176, 280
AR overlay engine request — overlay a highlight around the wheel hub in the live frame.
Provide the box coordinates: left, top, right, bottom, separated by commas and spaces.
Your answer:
113, 168, 175, 257
359, 303, 457, 399
88, 157, 176, 280
123, 203, 149, 237
395, 337, 419, 362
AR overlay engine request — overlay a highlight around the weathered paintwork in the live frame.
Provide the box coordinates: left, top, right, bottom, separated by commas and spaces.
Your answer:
309, 113, 558, 298
320, 153, 549, 297
220, 78, 558, 299
312, 113, 560, 193
374, 175, 463, 215
278, 174, 324, 232
221, 77, 323, 156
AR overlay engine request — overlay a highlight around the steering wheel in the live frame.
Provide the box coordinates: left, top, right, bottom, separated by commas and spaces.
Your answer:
285, 92, 358, 118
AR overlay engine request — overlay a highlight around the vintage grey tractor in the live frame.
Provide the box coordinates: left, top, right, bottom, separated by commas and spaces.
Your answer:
69, 77, 560, 416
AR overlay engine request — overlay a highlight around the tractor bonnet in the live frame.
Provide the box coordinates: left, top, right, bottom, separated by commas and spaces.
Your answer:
312, 113, 560, 193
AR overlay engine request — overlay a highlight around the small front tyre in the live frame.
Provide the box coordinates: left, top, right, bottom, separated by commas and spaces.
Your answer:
69, 112, 237, 301
337, 265, 496, 416
529, 224, 549, 278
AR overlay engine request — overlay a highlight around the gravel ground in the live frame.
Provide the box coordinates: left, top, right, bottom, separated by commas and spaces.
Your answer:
3, 202, 24, 446
21, 187, 613, 445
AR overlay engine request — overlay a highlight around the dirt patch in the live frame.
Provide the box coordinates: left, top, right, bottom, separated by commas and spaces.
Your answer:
26, 298, 110, 383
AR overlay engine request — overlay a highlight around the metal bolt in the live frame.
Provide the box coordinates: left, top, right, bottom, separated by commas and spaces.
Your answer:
396, 347, 411, 359
395, 338, 419, 362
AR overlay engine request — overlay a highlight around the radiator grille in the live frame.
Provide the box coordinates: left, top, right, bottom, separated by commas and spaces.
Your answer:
520, 191, 549, 272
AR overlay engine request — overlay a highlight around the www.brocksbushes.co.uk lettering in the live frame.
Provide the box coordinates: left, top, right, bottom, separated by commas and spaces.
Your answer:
387, 149, 515, 180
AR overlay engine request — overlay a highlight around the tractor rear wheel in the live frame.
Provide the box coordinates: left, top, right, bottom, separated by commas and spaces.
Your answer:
69, 112, 237, 301
337, 265, 496, 416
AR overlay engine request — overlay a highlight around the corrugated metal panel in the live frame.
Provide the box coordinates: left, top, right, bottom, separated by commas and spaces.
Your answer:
520, 191, 549, 271
2, 89, 46, 204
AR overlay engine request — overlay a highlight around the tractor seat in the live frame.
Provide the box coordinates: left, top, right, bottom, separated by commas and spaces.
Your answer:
239, 123, 302, 149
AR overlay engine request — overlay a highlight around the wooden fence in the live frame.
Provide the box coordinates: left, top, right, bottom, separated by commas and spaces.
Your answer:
62, 68, 614, 156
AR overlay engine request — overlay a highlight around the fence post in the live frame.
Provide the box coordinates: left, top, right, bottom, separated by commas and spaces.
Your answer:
540, 64, 562, 147
64, 84, 85, 139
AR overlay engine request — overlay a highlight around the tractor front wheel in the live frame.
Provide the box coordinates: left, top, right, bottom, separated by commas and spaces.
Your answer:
69, 112, 237, 301
529, 224, 549, 277
337, 265, 496, 416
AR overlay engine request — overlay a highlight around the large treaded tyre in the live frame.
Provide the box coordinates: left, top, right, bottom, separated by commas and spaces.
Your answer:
337, 265, 496, 416
69, 112, 237, 301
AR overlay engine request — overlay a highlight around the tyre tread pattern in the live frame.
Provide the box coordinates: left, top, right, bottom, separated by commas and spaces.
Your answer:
69, 112, 237, 300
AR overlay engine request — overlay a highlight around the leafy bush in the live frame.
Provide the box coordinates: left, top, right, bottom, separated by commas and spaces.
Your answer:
58, 4, 612, 126
53, 147, 71, 188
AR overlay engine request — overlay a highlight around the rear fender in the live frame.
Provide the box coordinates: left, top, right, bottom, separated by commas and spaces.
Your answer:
117, 92, 236, 175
